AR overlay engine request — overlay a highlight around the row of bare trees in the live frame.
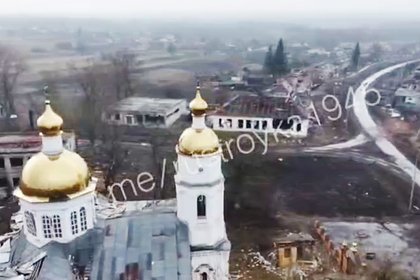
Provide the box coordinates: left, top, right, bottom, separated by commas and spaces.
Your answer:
54, 51, 138, 144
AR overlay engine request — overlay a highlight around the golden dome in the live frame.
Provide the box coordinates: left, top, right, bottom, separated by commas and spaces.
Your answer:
178, 127, 220, 156
37, 101, 63, 136
189, 86, 208, 114
20, 150, 90, 199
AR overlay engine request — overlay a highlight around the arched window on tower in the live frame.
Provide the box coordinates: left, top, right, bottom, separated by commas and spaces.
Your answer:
201, 272, 208, 280
197, 195, 206, 218
52, 215, 62, 238
71, 211, 78, 235
24, 211, 36, 236
42, 216, 52, 238
80, 207, 87, 231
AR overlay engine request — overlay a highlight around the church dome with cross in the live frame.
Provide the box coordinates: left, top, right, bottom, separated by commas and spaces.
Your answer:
16, 100, 90, 200
177, 83, 220, 156
13, 99, 97, 248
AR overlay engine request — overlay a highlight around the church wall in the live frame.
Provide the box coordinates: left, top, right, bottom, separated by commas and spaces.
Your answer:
19, 192, 95, 248
191, 250, 230, 280
175, 153, 222, 185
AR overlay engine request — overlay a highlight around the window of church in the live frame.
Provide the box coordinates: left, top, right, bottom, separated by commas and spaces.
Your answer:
71, 211, 78, 234
52, 215, 62, 238
201, 272, 208, 280
197, 195, 206, 218
80, 207, 87, 231
24, 211, 36, 236
42, 216, 52, 238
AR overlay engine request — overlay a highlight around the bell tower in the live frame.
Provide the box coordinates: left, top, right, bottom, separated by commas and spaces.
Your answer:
175, 83, 230, 280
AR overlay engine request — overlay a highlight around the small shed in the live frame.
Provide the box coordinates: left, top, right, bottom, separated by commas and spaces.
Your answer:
273, 233, 315, 269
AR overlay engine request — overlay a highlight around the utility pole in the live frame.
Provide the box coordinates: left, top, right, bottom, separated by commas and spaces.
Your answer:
409, 140, 420, 212
409, 154, 418, 212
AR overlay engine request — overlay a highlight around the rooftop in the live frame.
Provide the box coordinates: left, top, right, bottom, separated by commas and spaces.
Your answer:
211, 94, 291, 118
395, 87, 420, 97
273, 233, 315, 244
110, 97, 187, 115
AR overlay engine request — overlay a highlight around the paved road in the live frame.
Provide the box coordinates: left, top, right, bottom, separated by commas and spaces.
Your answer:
305, 134, 368, 151
353, 60, 420, 186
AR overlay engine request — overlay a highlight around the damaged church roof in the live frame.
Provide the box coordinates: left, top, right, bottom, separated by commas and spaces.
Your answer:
7, 210, 192, 280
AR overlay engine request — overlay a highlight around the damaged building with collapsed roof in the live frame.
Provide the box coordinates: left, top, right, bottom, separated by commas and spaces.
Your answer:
0, 132, 75, 200
0, 86, 231, 280
103, 97, 188, 128
209, 94, 309, 138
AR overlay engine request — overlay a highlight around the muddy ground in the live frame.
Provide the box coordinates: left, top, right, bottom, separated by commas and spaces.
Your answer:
224, 153, 416, 231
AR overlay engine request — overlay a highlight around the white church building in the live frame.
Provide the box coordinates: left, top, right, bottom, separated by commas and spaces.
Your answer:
1, 86, 230, 280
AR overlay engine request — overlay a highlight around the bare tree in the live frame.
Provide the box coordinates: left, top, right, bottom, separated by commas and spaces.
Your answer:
104, 51, 138, 99
69, 61, 116, 144
67, 53, 138, 188
102, 124, 125, 188
370, 43, 384, 62
0, 45, 25, 116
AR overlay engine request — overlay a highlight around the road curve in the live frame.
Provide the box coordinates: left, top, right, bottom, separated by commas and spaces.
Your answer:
353, 60, 420, 186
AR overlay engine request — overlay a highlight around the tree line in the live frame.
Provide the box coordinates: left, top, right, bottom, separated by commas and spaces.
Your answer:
263, 39, 367, 75
264, 38, 289, 77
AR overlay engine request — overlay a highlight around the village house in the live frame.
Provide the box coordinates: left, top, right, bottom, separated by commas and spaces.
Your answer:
393, 85, 420, 112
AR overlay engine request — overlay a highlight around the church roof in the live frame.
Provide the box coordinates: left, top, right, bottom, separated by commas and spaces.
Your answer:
8, 210, 192, 280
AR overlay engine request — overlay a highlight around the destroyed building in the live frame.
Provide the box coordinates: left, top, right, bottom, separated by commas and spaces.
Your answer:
104, 97, 188, 128
0, 132, 75, 200
209, 94, 309, 138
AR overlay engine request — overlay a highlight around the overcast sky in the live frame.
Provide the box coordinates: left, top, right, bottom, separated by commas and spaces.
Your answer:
0, 0, 419, 20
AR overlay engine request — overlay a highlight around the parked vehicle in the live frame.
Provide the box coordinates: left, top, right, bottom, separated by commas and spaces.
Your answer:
386, 108, 402, 118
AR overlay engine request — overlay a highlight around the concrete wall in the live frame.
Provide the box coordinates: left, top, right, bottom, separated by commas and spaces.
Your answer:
314, 220, 358, 274
210, 115, 309, 138
20, 190, 96, 248
211, 115, 273, 133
